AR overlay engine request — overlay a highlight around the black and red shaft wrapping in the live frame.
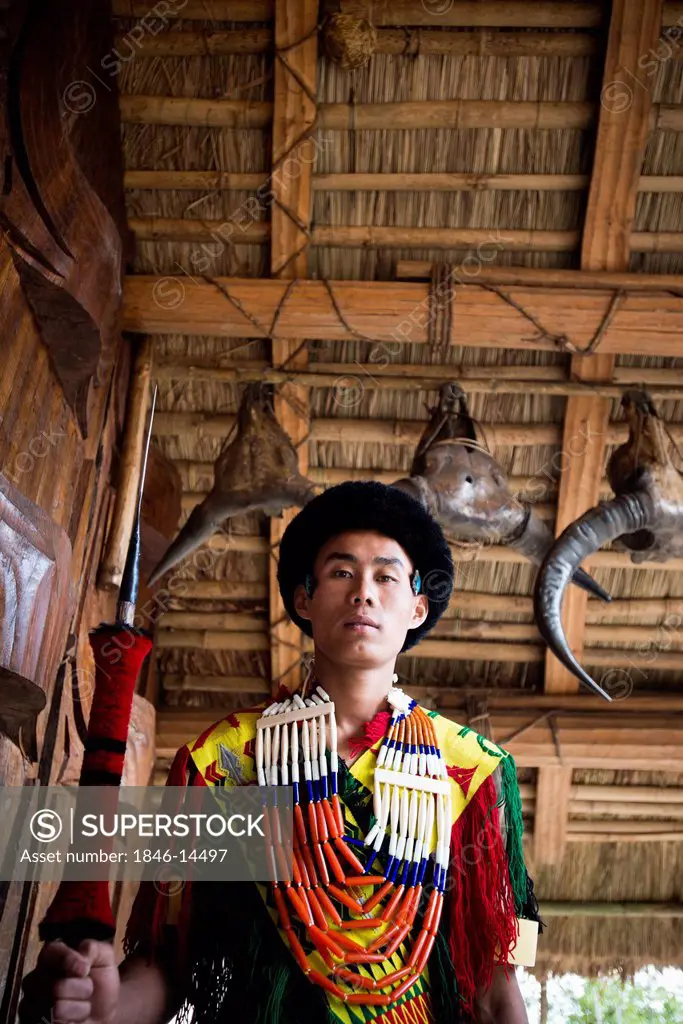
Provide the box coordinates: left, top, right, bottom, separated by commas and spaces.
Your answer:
38, 625, 153, 945
38, 386, 157, 947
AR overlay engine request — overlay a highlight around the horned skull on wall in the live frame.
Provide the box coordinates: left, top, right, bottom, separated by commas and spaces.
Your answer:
534, 389, 683, 698
147, 383, 317, 586
391, 382, 611, 604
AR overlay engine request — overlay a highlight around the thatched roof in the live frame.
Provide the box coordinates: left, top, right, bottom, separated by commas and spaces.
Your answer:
115, 2, 683, 973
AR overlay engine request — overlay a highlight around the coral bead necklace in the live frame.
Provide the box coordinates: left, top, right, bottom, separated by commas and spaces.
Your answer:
255, 671, 451, 1009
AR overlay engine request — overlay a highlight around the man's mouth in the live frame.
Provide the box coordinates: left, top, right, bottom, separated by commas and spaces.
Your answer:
344, 616, 379, 631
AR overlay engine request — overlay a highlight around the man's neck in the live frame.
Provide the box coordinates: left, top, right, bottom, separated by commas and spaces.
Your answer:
309, 652, 396, 760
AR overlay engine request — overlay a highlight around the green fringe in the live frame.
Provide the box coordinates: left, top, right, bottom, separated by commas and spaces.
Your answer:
428, 920, 465, 1022
245, 906, 334, 1024
499, 754, 527, 916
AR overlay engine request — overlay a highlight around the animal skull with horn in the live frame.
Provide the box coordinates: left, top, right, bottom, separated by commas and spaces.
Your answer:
534, 389, 683, 699
147, 383, 317, 586
390, 384, 611, 677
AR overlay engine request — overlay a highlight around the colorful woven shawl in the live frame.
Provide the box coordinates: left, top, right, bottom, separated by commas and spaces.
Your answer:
124, 700, 541, 1024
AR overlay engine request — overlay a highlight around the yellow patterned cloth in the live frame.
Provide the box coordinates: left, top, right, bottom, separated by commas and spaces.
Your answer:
190, 702, 502, 1021
125, 698, 534, 1024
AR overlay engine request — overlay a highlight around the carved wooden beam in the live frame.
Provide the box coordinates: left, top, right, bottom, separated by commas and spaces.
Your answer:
0, 1, 129, 436
123, 276, 683, 358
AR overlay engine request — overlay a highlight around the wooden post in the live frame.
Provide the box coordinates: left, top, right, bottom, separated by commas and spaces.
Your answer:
97, 338, 153, 590
268, 0, 317, 696
535, 0, 663, 867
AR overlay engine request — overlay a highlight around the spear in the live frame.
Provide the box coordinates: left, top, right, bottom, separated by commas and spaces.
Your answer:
38, 384, 158, 945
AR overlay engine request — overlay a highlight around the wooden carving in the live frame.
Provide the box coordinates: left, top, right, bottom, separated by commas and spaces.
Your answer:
0, 471, 74, 767
0, 0, 130, 436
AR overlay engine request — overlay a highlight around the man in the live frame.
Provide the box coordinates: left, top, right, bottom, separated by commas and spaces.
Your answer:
19, 481, 540, 1024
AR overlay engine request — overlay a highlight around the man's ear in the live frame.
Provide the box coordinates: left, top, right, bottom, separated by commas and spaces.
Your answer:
293, 582, 312, 622
411, 594, 429, 629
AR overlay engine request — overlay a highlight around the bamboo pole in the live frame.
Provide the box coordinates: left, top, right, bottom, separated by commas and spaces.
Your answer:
567, 833, 683, 842
117, 29, 598, 59
394, 260, 683, 291
162, 674, 270, 694
119, 97, 594, 130
153, 357, 683, 401
315, 172, 588, 190
125, 170, 683, 194
97, 338, 153, 590
571, 785, 683, 803
312, 225, 579, 252
116, 29, 273, 57
118, 97, 683, 132
155, 630, 270, 652
569, 801, 683, 819
538, 902, 683, 916
113, 0, 611, 27
338, 1, 603, 28
129, 218, 269, 244
159, 611, 266, 631
130, 217, 581, 252
125, 171, 268, 190
153, 411, 683, 448
521, 785, 683, 805
522, 796, 683, 818
112, 1, 273, 19
119, 97, 273, 127
367, 28, 600, 58
633, 233, 683, 253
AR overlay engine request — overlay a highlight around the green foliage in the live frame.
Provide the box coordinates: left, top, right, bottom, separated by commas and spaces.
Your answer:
566, 975, 683, 1024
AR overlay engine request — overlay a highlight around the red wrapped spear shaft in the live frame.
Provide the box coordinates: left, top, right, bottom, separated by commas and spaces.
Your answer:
38, 386, 158, 946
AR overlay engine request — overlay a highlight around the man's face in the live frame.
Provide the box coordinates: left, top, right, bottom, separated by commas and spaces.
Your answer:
293, 530, 429, 668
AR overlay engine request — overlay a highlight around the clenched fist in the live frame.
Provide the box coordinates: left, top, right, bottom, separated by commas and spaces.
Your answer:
18, 939, 120, 1024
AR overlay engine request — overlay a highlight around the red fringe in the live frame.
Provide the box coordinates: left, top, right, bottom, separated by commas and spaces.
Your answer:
348, 709, 392, 759
446, 773, 518, 1014
123, 743, 198, 981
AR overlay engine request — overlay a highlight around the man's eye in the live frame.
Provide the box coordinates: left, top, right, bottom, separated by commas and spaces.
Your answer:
378, 575, 398, 583
331, 569, 352, 577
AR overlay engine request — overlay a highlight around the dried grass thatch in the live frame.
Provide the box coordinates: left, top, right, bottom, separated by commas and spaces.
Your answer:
116, 7, 683, 972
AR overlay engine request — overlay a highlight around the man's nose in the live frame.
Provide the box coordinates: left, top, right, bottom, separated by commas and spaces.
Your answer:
351, 575, 375, 603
